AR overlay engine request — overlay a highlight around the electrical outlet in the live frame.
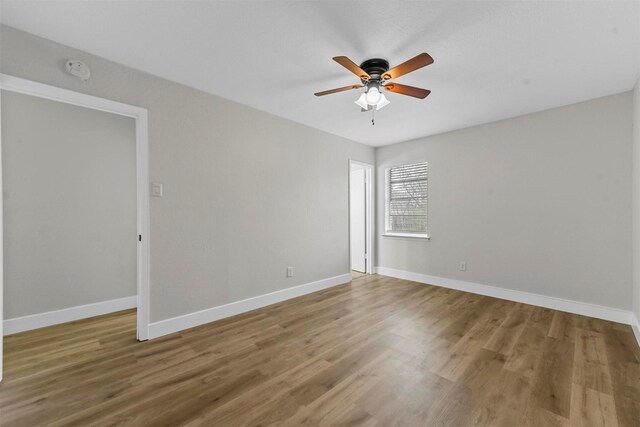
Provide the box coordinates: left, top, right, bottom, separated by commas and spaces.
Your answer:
151, 182, 164, 197
459, 261, 467, 272
286, 267, 294, 278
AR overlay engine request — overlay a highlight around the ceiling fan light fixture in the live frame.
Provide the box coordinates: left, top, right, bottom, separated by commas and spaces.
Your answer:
355, 93, 369, 109
376, 93, 390, 110
320, 54, 432, 118
365, 84, 381, 105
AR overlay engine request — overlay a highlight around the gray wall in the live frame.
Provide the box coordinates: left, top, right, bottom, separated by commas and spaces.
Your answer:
0, 25, 375, 322
2, 23, 633, 326
633, 79, 640, 322
376, 93, 633, 310
2, 91, 136, 318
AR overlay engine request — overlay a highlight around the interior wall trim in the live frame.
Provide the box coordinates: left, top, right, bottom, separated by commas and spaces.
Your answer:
632, 315, 640, 348
0, 73, 151, 348
3, 296, 137, 335
148, 273, 352, 339
375, 266, 635, 326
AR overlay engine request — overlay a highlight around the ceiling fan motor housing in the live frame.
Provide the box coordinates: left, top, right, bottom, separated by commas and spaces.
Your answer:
359, 58, 389, 83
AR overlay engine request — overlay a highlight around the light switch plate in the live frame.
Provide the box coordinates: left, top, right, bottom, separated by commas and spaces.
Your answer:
151, 182, 163, 197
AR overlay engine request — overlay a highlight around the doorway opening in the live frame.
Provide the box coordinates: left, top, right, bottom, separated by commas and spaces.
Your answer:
0, 75, 150, 382
349, 160, 374, 279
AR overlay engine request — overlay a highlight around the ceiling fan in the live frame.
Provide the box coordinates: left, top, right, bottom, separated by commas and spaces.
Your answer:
314, 53, 433, 123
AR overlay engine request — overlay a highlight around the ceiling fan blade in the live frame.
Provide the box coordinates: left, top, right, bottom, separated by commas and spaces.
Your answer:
333, 56, 371, 81
382, 53, 434, 81
314, 84, 363, 97
384, 83, 431, 99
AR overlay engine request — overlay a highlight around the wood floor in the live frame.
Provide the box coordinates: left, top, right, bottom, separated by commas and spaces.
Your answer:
352, 270, 366, 279
1, 275, 639, 426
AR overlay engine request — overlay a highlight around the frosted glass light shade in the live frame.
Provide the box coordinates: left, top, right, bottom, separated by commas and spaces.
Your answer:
355, 93, 368, 109
365, 86, 381, 105
376, 93, 390, 110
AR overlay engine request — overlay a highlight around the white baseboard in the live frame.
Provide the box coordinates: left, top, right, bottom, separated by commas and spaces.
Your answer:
3, 295, 137, 335
632, 315, 640, 348
375, 267, 634, 325
148, 273, 352, 339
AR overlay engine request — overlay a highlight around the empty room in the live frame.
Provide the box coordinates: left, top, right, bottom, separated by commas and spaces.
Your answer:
0, 1, 639, 426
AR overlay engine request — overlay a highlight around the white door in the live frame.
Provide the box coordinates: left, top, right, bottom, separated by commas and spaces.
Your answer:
350, 168, 366, 273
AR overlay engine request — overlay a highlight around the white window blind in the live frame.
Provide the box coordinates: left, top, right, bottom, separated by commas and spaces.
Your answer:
385, 162, 428, 235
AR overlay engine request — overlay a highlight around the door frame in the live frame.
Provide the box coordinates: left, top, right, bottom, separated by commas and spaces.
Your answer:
0, 74, 150, 381
348, 160, 374, 275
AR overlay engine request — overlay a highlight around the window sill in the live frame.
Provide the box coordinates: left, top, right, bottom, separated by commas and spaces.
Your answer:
382, 233, 430, 240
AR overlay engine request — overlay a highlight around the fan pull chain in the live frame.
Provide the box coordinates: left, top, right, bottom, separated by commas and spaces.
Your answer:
371, 108, 375, 126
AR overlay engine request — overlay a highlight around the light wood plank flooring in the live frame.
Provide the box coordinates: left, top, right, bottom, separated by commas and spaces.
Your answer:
1, 275, 639, 426
352, 270, 366, 279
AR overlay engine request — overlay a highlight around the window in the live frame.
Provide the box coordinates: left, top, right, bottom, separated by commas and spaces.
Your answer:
385, 161, 428, 237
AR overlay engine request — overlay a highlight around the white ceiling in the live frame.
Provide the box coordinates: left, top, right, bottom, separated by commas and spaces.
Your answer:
1, 1, 639, 146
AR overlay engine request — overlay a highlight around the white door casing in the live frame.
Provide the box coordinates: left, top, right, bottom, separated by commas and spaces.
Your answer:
0, 74, 151, 382
350, 168, 366, 273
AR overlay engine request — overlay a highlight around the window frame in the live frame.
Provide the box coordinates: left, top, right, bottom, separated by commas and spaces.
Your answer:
383, 161, 430, 240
